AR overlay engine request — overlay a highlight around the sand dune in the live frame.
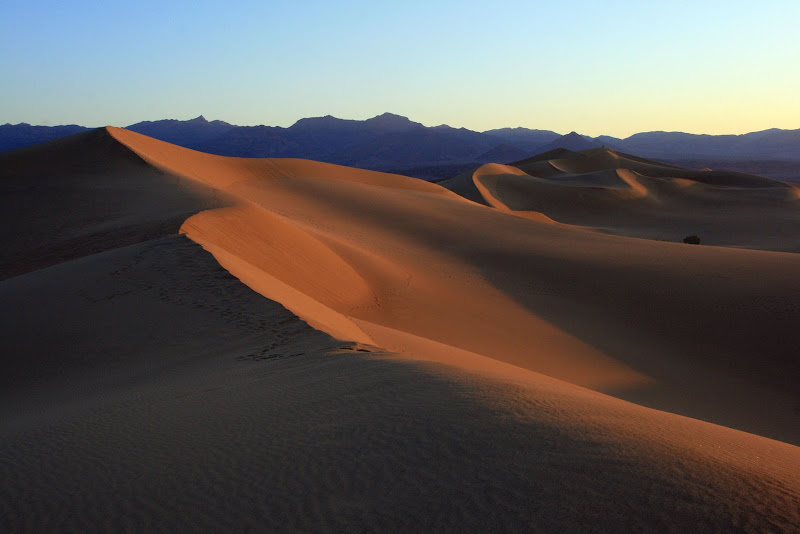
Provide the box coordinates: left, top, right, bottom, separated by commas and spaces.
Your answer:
106, 128, 800, 441
2, 128, 800, 531
445, 148, 800, 252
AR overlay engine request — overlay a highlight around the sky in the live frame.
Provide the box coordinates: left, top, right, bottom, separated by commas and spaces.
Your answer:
1, 0, 799, 137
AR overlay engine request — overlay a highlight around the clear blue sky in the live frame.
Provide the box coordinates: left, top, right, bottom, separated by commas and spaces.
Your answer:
1, 0, 798, 137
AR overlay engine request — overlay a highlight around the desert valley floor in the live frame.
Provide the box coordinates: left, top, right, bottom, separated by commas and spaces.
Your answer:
2, 128, 800, 532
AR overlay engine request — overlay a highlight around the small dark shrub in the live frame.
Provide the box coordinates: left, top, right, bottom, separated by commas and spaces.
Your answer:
683, 235, 701, 245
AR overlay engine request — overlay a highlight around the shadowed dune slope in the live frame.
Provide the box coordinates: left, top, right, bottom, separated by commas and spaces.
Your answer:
447, 149, 800, 252
3, 128, 800, 530
3, 237, 799, 532
0, 129, 229, 280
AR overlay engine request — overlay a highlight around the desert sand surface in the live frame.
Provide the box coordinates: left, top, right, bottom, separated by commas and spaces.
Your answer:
2, 128, 800, 532
439, 148, 800, 252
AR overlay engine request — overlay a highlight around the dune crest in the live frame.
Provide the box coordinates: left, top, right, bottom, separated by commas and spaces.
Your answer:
107, 126, 461, 197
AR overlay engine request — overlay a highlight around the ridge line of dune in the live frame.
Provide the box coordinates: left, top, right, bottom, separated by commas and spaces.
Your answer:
181, 227, 377, 345
178, 200, 600, 386
471, 164, 594, 228
471, 163, 528, 212
106, 126, 467, 199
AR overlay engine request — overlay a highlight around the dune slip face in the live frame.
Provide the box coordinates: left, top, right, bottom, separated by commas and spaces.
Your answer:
2, 128, 800, 532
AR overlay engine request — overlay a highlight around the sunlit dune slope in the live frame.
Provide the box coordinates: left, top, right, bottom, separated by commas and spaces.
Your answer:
104, 127, 800, 445
445, 148, 800, 251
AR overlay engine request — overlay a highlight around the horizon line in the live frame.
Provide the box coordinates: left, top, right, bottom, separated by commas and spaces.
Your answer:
3, 112, 798, 140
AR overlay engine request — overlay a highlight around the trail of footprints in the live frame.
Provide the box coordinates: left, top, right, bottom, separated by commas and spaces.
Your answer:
238, 343, 378, 362
78, 236, 387, 364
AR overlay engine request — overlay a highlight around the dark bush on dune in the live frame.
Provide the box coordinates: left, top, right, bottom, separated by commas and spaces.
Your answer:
683, 235, 701, 244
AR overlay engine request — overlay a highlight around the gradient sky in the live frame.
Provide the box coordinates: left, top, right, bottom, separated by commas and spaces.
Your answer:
2, 0, 799, 137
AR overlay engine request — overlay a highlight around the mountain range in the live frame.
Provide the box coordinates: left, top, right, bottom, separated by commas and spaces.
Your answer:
2, 113, 799, 180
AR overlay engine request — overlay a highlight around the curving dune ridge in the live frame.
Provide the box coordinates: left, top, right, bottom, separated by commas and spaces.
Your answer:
2, 128, 800, 532
443, 147, 800, 252
109, 126, 800, 439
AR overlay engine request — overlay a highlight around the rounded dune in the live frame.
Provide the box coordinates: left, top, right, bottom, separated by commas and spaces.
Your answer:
457, 148, 800, 251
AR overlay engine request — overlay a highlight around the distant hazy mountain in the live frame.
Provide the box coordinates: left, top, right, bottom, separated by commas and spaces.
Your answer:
534, 132, 604, 153
192, 125, 299, 158
475, 143, 531, 164
483, 127, 561, 153
291, 112, 422, 138
194, 114, 506, 170
2, 114, 799, 180
612, 129, 800, 160
284, 113, 425, 157
126, 115, 234, 147
0, 123, 90, 152
594, 135, 622, 146
187, 113, 425, 159
326, 126, 502, 168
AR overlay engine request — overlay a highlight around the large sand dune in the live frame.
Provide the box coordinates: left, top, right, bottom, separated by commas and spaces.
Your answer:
2, 128, 799, 531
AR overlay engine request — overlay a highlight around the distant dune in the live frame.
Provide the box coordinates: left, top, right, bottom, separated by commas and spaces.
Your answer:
441, 147, 800, 252
2, 128, 799, 531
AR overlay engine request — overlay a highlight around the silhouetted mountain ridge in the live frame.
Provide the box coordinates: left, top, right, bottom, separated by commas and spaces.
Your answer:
536, 132, 605, 153
126, 115, 234, 147
0, 123, 90, 152
617, 129, 800, 159
2, 115, 799, 180
483, 127, 562, 152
